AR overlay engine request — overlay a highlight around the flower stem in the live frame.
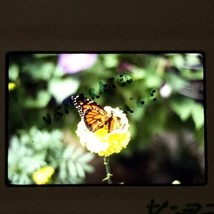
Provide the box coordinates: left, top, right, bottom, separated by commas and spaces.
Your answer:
103, 157, 113, 184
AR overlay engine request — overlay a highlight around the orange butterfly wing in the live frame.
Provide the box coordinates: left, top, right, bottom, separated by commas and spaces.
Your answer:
71, 94, 111, 132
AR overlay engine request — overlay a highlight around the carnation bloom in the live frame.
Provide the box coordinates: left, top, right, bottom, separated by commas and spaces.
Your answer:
76, 106, 131, 157
58, 54, 97, 73
32, 166, 54, 185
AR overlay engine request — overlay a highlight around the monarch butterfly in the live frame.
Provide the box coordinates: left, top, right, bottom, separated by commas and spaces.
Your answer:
71, 94, 121, 133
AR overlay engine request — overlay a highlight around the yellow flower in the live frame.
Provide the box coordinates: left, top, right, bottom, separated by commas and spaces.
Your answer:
76, 106, 131, 157
8, 82, 16, 91
32, 166, 55, 185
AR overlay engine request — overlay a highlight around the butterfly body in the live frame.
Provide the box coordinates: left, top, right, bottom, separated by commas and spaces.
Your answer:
71, 94, 121, 133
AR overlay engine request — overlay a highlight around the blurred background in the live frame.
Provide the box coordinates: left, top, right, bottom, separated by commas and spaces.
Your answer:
8, 53, 205, 185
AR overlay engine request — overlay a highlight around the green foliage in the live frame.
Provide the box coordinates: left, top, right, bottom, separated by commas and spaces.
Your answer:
8, 128, 95, 185
48, 78, 80, 104
170, 97, 204, 129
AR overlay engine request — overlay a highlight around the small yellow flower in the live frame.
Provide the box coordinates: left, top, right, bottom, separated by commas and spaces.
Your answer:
8, 82, 16, 91
32, 166, 55, 185
76, 106, 131, 157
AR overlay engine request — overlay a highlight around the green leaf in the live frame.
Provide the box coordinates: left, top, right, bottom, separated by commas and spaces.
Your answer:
9, 64, 19, 81
75, 163, 85, 178
169, 98, 194, 121
9, 136, 20, 150
171, 54, 185, 69
82, 164, 95, 173
67, 160, 77, 178
191, 103, 204, 129
20, 134, 31, 145
132, 68, 146, 80
23, 90, 51, 108
181, 69, 203, 80
170, 98, 204, 129
71, 148, 84, 160
185, 54, 200, 65
145, 72, 161, 88
78, 152, 94, 163
33, 54, 57, 58
48, 78, 80, 103
62, 145, 75, 159
103, 54, 118, 68
23, 62, 56, 80
166, 73, 188, 91
59, 161, 67, 180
